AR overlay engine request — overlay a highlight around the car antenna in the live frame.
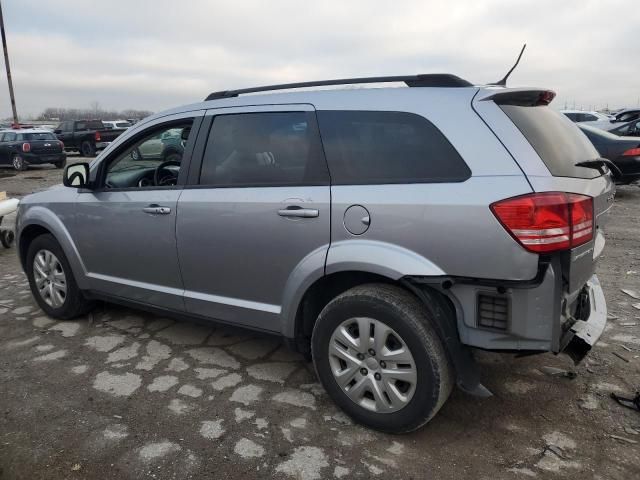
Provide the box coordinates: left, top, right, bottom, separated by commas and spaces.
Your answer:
491, 43, 526, 86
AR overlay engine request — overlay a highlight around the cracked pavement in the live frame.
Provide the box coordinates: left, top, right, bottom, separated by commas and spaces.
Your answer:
1, 164, 639, 479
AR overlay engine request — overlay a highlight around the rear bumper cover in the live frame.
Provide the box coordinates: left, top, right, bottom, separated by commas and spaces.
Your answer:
560, 275, 607, 363
23, 152, 66, 165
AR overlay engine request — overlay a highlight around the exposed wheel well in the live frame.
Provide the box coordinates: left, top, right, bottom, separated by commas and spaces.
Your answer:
293, 271, 402, 355
19, 225, 52, 269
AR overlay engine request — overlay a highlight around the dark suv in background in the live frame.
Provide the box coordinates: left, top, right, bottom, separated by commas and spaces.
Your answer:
0, 128, 66, 170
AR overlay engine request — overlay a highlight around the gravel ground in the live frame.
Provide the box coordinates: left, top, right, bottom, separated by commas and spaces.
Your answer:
1, 162, 639, 480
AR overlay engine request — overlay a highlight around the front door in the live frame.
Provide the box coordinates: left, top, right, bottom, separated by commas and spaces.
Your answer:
73, 112, 203, 310
177, 106, 331, 331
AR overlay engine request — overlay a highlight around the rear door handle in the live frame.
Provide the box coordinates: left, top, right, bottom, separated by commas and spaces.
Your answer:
143, 205, 171, 215
277, 207, 319, 218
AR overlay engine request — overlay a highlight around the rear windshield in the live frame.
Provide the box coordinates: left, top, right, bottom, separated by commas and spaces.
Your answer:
76, 120, 105, 130
24, 132, 57, 141
500, 105, 600, 179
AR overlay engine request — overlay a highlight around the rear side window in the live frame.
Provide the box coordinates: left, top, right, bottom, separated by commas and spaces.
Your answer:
316, 111, 470, 185
499, 105, 600, 179
199, 112, 329, 187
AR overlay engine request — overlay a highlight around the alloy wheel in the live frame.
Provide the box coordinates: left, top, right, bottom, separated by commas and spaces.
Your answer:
33, 249, 67, 308
328, 317, 417, 413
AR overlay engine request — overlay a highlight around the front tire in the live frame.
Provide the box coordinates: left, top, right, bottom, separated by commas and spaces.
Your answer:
311, 284, 454, 433
26, 234, 93, 319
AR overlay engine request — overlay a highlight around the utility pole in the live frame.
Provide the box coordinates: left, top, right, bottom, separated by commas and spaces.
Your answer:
0, 0, 18, 126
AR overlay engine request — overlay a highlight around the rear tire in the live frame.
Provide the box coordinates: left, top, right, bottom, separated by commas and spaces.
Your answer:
54, 159, 66, 169
12, 155, 27, 171
26, 234, 93, 319
80, 141, 96, 157
311, 284, 454, 433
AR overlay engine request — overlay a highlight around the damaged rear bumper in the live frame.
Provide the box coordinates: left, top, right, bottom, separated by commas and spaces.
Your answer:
560, 275, 607, 364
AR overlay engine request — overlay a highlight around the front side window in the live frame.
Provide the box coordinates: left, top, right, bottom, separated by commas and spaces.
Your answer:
3, 132, 16, 142
103, 120, 194, 189
317, 110, 470, 185
199, 112, 328, 187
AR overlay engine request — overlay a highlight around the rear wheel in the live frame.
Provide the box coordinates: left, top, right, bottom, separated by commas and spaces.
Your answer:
311, 284, 454, 433
54, 159, 66, 169
80, 141, 96, 157
12, 155, 26, 171
26, 234, 93, 319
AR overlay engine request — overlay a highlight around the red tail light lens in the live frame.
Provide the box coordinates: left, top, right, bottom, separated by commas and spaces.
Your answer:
22, 142, 31, 153
490, 192, 593, 253
94, 131, 101, 142
58, 140, 65, 149
622, 147, 640, 156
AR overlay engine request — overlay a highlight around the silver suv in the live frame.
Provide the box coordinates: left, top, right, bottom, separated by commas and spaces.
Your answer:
16, 75, 614, 433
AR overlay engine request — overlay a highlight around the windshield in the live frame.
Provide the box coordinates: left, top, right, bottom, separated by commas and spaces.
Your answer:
500, 105, 601, 179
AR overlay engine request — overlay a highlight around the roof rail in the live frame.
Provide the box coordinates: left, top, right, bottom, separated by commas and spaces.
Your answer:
205, 74, 473, 101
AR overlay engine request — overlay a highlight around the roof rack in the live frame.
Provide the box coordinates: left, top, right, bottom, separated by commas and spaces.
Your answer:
205, 74, 473, 101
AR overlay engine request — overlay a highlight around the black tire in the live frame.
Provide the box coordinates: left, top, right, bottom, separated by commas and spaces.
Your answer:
25, 234, 93, 319
54, 159, 66, 169
80, 141, 96, 157
1, 230, 14, 248
12, 154, 27, 171
311, 284, 454, 433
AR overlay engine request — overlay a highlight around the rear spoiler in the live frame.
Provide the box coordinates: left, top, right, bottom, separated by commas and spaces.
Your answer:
475, 88, 556, 106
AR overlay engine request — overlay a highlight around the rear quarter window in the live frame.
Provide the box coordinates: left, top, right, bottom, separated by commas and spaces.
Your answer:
316, 110, 470, 185
499, 105, 600, 179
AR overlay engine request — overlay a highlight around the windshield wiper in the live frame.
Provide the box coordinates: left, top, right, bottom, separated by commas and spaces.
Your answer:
575, 158, 622, 178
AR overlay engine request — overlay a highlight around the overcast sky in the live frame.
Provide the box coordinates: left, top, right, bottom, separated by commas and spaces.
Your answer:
1, 0, 638, 119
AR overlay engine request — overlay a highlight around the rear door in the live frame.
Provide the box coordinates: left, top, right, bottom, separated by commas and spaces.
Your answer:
0, 132, 15, 164
177, 104, 330, 332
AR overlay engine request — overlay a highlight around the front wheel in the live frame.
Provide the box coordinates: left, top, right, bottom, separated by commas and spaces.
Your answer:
26, 234, 93, 319
311, 284, 454, 433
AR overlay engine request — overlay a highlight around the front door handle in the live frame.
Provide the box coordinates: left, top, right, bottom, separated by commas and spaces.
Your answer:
277, 207, 319, 218
143, 205, 171, 215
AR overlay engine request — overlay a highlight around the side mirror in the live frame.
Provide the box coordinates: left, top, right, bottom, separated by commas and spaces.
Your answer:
54, 129, 62, 134
63, 162, 90, 188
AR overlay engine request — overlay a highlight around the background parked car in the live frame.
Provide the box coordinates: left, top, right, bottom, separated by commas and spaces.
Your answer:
0, 128, 66, 170
561, 109, 615, 130
130, 127, 186, 162
578, 124, 640, 184
612, 108, 640, 124
54, 120, 124, 157
608, 119, 640, 137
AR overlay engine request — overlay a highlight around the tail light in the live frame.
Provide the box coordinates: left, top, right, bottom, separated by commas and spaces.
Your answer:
490, 192, 593, 253
58, 140, 64, 149
94, 131, 101, 142
622, 147, 640, 156
22, 142, 31, 153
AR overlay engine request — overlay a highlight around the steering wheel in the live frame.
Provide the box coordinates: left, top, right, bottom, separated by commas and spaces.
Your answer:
154, 160, 181, 186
